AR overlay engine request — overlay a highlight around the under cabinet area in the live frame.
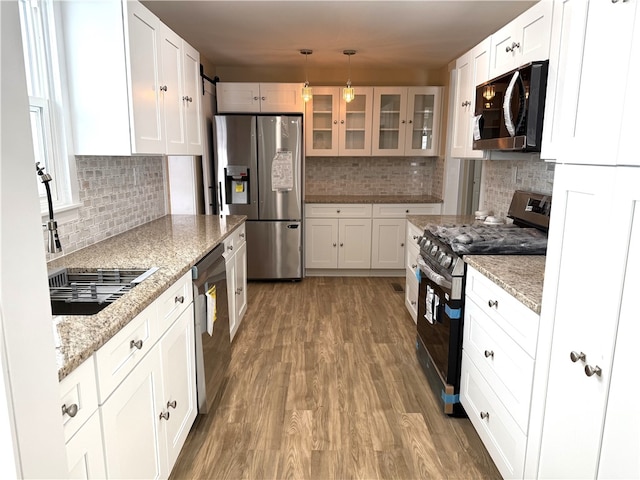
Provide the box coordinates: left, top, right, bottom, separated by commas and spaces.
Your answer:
61, 0, 202, 156
217, 82, 305, 113
58, 271, 197, 480
460, 265, 540, 479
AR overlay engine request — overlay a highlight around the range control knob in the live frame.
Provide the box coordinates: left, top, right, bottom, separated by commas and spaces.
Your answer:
430, 245, 438, 257
441, 255, 453, 269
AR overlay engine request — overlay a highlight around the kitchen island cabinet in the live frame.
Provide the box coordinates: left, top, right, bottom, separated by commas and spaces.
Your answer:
223, 223, 247, 342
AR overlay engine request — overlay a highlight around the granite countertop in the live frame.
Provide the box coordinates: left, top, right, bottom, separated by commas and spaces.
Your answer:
305, 194, 443, 204
49, 214, 246, 381
465, 255, 546, 314
406, 214, 477, 231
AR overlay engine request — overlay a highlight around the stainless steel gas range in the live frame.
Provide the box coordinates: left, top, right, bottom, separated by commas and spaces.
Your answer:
415, 190, 551, 416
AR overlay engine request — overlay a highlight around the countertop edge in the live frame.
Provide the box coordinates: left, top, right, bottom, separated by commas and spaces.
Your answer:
305, 195, 443, 204
54, 215, 247, 381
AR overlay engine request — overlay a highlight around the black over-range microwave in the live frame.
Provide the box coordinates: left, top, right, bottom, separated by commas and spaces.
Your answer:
473, 60, 549, 152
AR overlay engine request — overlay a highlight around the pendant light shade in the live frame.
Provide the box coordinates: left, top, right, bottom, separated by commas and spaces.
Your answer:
343, 50, 356, 103
300, 49, 313, 102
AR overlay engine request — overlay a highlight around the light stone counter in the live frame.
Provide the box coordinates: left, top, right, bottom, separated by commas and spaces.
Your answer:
465, 255, 546, 314
306, 194, 443, 204
406, 214, 476, 231
48, 214, 246, 380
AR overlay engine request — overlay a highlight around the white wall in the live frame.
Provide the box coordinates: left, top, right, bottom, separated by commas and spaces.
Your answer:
0, 1, 68, 477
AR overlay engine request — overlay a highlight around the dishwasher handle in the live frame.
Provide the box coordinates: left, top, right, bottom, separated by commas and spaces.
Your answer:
192, 243, 226, 291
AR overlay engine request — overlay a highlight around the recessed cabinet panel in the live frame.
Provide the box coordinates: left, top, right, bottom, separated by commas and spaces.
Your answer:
161, 27, 186, 155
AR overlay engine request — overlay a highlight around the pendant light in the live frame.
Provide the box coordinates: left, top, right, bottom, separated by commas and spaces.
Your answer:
343, 50, 356, 103
300, 49, 313, 102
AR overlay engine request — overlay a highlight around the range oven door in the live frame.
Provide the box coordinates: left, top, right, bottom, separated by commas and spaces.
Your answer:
416, 258, 465, 416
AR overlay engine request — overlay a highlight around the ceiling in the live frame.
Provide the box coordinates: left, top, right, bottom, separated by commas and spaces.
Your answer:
142, 1, 538, 71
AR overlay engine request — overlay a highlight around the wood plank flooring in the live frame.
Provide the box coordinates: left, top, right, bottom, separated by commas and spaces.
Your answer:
170, 277, 500, 480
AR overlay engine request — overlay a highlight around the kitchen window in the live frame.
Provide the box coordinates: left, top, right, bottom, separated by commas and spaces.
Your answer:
19, 0, 79, 218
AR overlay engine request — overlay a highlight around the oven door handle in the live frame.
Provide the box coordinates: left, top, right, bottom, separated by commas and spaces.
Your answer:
417, 255, 452, 291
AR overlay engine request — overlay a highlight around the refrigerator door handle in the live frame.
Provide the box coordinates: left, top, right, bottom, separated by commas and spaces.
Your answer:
218, 181, 223, 213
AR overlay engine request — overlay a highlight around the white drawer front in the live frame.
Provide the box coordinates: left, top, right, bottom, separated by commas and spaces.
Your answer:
156, 270, 192, 334
224, 223, 247, 258
405, 242, 420, 272
465, 266, 540, 356
305, 203, 372, 218
373, 203, 441, 217
95, 302, 157, 403
59, 356, 99, 442
461, 352, 526, 480
406, 221, 423, 246
464, 299, 534, 432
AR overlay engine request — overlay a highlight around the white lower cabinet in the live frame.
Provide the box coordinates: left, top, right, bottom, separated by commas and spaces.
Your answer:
102, 345, 166, 479
404, 221, 422, 323
461, 266, 539, 479
224, 224, 248, 342
65, 411, 107, 479
306, 203, 440, 273
59, 270, 197, 479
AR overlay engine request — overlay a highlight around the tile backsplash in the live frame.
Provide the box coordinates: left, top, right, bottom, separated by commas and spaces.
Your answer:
305, 156, 443, 198
482, 156, 555, 220
46, 156, 166, 261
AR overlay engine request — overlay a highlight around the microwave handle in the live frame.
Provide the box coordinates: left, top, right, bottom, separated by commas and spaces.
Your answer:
503, 71, 519, 137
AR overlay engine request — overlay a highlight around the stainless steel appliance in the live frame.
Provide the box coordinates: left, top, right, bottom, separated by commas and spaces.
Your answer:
414, 190, 551, 415
473, 61, 549, 152
213, 115, 303, 280
192, 243, 231, 414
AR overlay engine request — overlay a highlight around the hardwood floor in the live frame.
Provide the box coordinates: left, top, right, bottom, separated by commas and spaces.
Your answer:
170, 277, 500, 480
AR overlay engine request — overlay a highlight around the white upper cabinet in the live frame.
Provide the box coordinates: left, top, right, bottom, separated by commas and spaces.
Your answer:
217, 83, 305, 113
489, 0, 553, 79
305, 86, 374, 156
61, 0, 202, 156
182, 42, 203, 155
450, 38, 490, 159
372, 87, 442, 156
541, 0, 640, 166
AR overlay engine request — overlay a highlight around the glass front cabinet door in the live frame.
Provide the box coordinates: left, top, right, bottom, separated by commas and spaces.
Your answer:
305, 87, 373, 156
372, 87, 442, 156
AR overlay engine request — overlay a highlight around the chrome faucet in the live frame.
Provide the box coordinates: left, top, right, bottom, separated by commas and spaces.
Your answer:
35, 162, 62, 253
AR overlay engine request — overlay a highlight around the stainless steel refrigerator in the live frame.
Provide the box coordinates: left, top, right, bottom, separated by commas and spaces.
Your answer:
213, 115, 303, 280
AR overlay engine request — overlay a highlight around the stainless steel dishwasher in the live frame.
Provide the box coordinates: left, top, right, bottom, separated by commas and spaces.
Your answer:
192, 243, 231, 414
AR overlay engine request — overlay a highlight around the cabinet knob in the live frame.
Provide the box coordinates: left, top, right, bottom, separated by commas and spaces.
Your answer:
340, 243, 344, 247
159, 411, 170, 421
408, 120, 413, 124
253, 96, 259, 101
160, 85, 167, 92
341, 120, 345, 124
261, 96, 266, 101
570, 351, 586, 363
61, 403, 78, 418
175, 295, 185, 304
400, 243, 404, 247
487, 299, 498, 309
167, 400, 177, 409
406, 209, 410, 213
585, 364, 602, 377
334, 120, 338, 124
484, 350, 494, 358
480, 411, 490, 420
401, 119, 406, 124
130, 339, 143, 350
333, 243, 337, 247
336, 209, 341, 213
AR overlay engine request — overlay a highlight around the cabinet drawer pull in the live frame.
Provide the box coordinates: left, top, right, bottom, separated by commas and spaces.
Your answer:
227, 245, 234, 251
130, 339, 143, 350
480, 411, 490, 420
410, 300, 417, 306
239, 233, 245, 238
61, 403, 78, 418
570, 351, 586, 363
160, 85, 167, 92
411, 264, 417, 269
585, 364, 602, 377
484, 350, 494, 358
167, 400, 177, 409
159, 411, 170, 420
487, 299, 498, 309
236, 288, 243, 296
412, 235, 419, 240
175, 295, 185, 304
